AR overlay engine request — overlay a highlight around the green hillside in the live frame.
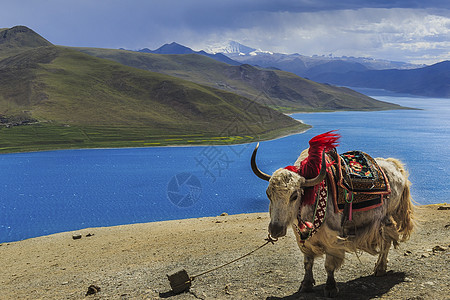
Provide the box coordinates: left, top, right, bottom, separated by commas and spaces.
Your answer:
0, 26, 52, 59
77, 47, 406, 112
0, 29, 307, 153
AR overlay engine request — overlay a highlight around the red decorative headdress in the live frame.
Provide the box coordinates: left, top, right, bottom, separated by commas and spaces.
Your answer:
285, 130, 340, 205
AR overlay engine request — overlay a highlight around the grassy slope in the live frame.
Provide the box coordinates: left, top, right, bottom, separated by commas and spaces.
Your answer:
76, 47, 406, 112
0, 26, 52, 60
0, 46, 307, 153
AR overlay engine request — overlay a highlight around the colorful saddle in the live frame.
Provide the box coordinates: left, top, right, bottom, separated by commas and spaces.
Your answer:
327, 150, 391, 212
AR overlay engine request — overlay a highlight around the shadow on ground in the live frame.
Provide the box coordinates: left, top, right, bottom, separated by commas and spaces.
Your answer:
267, 271, 406, 300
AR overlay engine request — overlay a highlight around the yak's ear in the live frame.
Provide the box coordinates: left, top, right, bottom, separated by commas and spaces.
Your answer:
251, 143, 271, 181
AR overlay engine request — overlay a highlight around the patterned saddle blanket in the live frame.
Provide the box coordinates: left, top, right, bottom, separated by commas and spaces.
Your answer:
327, 150, 391, 212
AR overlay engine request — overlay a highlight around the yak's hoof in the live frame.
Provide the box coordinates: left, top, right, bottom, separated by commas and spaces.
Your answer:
374, 268, 387, 277
374, 263, 388, 277
299, 279, 315, 293
324, 285, 339, 298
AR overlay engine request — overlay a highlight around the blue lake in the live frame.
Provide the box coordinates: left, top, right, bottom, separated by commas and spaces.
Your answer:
1, 91, 449, 243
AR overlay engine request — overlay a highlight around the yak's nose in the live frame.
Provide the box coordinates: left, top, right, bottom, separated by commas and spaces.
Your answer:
269, 222, 287, 238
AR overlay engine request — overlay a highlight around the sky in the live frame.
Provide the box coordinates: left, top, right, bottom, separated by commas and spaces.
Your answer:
1, 0, 449, 65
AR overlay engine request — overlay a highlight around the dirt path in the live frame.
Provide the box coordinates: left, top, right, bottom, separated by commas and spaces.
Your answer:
0, 205, 449, 299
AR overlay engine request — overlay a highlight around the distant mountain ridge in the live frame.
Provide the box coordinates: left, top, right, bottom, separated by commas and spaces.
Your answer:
311, 61, 450, 98
78, 47, 404, 112
205, 41, 449, 98
210, 41, 420, 69
137, 42, 240, 65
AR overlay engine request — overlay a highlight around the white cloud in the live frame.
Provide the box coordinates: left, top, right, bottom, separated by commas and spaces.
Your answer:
190, 8, 450, 64
1, 1, 449, 64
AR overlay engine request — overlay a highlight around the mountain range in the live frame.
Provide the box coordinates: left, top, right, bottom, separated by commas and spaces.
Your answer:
0, 26, 309, 152
0, 26, 406, 152
207, 41, 449, 98
78, 46, 403, 113
309, 61, 450, 98
137, 42, 240, 66
136, 41, 450, 98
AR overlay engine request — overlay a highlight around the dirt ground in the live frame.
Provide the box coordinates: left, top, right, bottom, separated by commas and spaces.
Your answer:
0, 204, 449, 300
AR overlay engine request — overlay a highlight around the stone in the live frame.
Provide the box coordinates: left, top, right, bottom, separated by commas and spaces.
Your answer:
220, 212, 228, 216
432, 245, 446, 252
224, 284, 232, 295
167, 269, 191, 294
85, 285, 101, 296
72, 234, 82, 240
437, 205, 450, 210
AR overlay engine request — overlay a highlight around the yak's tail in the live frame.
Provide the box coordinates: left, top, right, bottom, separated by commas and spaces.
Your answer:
388, 158, 415, 241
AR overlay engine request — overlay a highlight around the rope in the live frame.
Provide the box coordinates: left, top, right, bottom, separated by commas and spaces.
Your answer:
189, 234, 278, 281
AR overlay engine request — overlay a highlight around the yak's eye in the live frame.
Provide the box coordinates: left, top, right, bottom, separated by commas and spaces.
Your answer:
289, 191, 298, 202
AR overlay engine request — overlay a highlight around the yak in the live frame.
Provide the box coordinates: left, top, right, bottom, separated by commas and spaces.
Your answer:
251, 131, 414, 297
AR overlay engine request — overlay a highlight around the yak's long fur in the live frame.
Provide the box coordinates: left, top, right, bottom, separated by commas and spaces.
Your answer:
295, 155, 414, 256
257, 136, 414, 298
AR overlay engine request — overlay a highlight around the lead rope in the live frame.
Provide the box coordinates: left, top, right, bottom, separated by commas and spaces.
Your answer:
189, 234, 278, 282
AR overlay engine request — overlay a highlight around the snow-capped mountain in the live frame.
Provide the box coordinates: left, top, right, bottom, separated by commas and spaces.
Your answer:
206, 41, 422, 73
205, 41, 256, 56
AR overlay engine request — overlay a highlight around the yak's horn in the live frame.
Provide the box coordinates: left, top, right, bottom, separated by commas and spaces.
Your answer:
251, 143, 271, 181
303, 151, 327, 187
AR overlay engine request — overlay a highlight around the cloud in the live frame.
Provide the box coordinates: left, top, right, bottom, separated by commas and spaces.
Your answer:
187, 7, 450, 64
1, 0, 449, 63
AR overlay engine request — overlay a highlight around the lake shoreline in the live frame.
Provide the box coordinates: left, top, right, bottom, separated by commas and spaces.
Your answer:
0, 120, 312, 155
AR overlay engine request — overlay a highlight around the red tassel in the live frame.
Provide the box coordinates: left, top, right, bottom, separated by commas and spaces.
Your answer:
284, 165, 300, 173
300, 130, 340, 205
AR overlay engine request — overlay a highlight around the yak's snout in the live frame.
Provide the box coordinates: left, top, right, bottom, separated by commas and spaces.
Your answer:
269, 222, 287, 238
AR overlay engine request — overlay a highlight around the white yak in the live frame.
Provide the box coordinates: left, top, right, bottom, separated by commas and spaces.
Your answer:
251, 131, 414, 297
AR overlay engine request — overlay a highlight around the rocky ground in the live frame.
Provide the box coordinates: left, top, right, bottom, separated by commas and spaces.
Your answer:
0, 204, 449, 300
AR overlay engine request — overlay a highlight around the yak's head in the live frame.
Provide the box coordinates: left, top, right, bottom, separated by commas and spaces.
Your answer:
251, 143, 326, 238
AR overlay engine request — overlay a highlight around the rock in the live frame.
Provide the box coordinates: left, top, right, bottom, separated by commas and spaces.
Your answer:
420, 253, 430, 258
72, 234, 82, 240
432, 245, 446, 252
437, 205, 450, 210
85, 284, 101, 296
220, 212, 228, 216
404, 250, 412, 256
224, 284, 232, 295
86, 233, 94, 237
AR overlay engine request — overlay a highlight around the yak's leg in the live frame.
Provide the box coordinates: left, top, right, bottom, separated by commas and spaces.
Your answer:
299, 254, 315, 293
374, 216, 399, 276
324, 249, 345, 298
